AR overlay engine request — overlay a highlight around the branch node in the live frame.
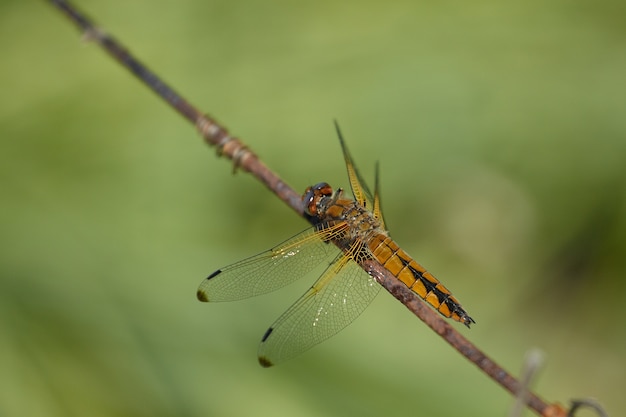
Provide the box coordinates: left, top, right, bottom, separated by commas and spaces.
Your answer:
196, 114, 256, 173
81, 26, 104, 43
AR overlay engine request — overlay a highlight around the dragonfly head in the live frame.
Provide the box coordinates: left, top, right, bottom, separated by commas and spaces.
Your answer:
303, 182, 337, 217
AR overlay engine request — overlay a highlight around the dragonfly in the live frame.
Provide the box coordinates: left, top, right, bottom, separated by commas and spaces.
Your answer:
197, 123, 474, 367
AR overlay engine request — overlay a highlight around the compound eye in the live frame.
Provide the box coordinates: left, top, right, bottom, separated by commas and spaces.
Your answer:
302, 187, 317, 216
302, 182, 333, 216
315, 183, 333, 197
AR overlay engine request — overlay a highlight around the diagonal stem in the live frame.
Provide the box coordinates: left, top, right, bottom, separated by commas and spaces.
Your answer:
367, 259, 564, 416
47, 1, 567, 416
49, 0, 303, 215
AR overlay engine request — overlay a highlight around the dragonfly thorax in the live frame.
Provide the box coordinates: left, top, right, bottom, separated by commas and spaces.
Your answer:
303, 182, 384, 243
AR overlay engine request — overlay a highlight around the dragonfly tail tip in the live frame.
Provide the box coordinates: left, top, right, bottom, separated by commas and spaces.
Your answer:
462, 315, 476, 328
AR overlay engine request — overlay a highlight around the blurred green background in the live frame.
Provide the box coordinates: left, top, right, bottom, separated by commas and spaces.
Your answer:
1, 0, 625, 416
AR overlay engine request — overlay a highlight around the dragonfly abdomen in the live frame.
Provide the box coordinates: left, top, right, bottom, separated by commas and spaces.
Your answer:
368, 234, 475, 327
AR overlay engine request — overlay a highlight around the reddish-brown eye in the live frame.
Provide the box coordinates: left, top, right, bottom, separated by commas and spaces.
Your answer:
302, 182, 332, 216
317, 183, 333, 197
302, 185, 317, 216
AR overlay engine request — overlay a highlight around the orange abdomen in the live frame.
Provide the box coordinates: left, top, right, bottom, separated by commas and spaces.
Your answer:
368, 234, 474, 326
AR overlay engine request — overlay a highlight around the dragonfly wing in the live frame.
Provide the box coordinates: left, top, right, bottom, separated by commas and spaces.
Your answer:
372, 160, 386, 229
257, 254, 381, 367
197, 226, 343, 302
334, 121, 375, 209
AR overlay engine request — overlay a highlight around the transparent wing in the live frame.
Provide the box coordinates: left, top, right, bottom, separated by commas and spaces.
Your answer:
257, 254, 381, 367
372, 160, 386, 229
197, 225, 344, 302
334, 121, 375, 209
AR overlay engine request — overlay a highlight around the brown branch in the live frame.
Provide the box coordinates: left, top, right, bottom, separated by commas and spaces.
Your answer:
48, 1, 570, 416
48, 0, 303, 216
367, 260, 566, 417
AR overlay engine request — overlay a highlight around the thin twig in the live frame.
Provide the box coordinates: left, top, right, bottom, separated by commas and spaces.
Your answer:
49, 0, 303, 215
48, 1, 569, 416
368, 261, 565, 417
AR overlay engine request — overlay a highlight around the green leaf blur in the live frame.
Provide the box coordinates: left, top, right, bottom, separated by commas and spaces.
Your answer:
1, 1, 624, 416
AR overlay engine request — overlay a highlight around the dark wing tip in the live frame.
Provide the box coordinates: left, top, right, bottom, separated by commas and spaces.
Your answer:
207, 269, 222, 279
260, 326, 274, 342
197, 289, 209, 302
197, 269, 222, 301
258, 356, 274, 368
333, 120, 346, 145
258, 327, 275, 367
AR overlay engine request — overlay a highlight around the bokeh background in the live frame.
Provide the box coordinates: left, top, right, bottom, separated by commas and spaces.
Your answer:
1, 0, 625, 416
